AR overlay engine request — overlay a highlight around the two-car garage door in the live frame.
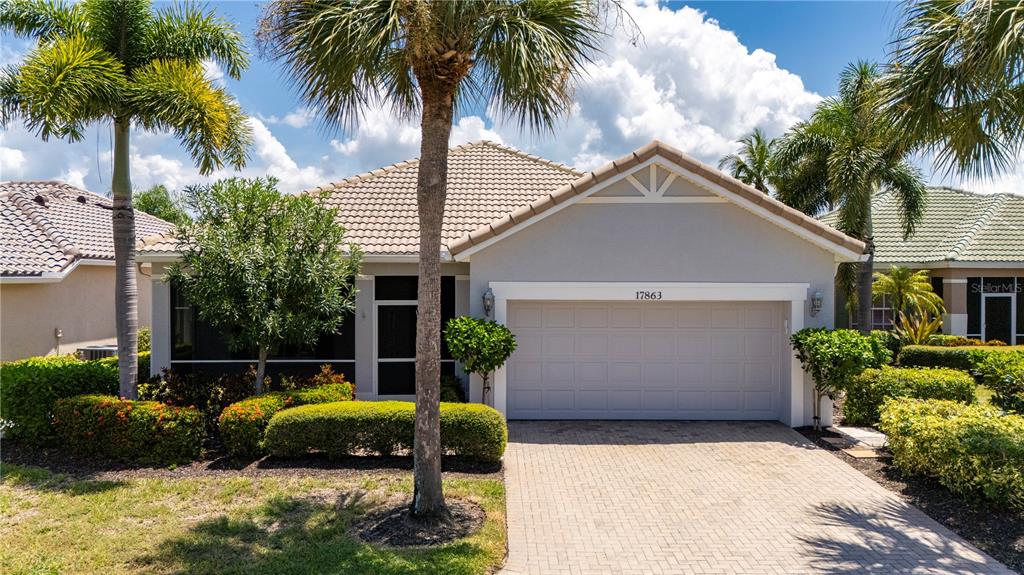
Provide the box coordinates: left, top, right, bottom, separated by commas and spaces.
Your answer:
506, 301, 784, 420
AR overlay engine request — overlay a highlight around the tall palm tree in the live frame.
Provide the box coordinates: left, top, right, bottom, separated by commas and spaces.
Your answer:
258, 0, 604, 519
1, 0, 251, 399
717, 128, 778, 193
879, 0, 1024, 179
775, 62, 926, 334
872, 265, 945, 318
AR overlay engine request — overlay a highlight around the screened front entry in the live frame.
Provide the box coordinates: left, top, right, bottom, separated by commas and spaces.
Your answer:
374, 276, 456, 397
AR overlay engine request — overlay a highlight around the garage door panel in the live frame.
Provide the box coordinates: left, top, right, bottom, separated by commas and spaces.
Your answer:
507, 301, 782, 420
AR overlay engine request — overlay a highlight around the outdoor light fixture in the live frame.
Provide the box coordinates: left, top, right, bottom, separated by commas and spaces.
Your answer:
482, 288, 495, 318
810, 290, 824, 317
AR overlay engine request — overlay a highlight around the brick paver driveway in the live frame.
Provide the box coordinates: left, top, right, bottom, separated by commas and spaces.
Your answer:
500, 421, 1013, 575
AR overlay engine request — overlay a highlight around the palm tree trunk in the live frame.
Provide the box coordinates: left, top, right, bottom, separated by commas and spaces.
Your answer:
255, 346, 269, 395
856, 204, 875, 335
411, 90, 454, 520
112, 118, 138, 399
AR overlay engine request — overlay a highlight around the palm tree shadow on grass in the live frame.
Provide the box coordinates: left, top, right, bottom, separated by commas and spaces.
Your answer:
134, 490, 492, 575
797, 500, 1009, 574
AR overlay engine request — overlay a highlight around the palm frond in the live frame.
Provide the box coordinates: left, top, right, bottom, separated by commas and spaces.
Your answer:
0, 0, 84, 41
129, 59, 250, 173
880, 159, 926, 239
2, 34, 123, 140
475, 0, 600, 133
82, 0, 153, 71
146, 2, 248, 80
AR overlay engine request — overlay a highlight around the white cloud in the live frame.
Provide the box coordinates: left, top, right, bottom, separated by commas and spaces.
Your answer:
203, 60, 226, 86
262, 106, 317, 129
0, 146, 27, 179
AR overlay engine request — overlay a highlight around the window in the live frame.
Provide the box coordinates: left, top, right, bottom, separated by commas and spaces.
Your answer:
375, 276, 456, 396
851, 294, 895, 331
967, 276, 1021, 343
169, 282, 356, 381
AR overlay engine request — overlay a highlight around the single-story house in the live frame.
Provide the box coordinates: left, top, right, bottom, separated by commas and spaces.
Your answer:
139, 140, 867, 427
824, 187, 1023, 344
0, 181, 174, 361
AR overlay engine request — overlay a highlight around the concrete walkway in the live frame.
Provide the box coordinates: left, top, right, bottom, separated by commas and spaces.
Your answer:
500, 421, 1013, 575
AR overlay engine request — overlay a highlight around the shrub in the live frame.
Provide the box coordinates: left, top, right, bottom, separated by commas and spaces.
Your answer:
52, 395, 203, 465
0, 352, 150, 442
976, 353, 1024, 413
929, 335, 988, 347
844, 366, 975, 425
444, 316, 517, 399
870, 330, 902, 362
264, 401, 507, 463
897, 345, 1024, 372
139, 368, 257, 434
878, 398, 1024, 510
279, 364, 350, 392
441, 374, 467, 403
218, 383, 353, 458
138, 327, 151, 352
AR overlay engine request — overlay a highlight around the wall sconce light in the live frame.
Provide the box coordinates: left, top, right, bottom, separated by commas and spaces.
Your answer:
810, 291, 824, 317
482, 288, 495, 318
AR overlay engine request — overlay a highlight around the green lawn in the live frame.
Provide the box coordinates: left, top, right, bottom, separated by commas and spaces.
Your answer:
0, 465, 505, 575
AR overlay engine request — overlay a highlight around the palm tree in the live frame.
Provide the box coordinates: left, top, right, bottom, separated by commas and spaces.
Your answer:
0, 0, 251, 399
872, 265, 945, 319
718, 128, 778, 193
775, 62, 926, 334
258, 0, 605, 519
879, 0, 1024, 179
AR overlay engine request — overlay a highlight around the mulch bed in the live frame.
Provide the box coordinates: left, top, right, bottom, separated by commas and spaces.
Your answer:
0, 439, 502, 482
352, 495, 485, 547
799, 427, 1024, 574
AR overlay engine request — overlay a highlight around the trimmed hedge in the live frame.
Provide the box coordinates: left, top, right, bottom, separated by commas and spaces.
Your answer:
218, 383, 353, 458
264, 401, 507, 463
844, 366, 975, 425
977, 353, 1024, 413
879, 398, 1024, 510
52, 395, 203, 465
897, 345, 1024, 372
0, 352, 150, 441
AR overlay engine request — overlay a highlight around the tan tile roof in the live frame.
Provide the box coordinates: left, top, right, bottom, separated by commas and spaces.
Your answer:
307, 140, 581, 255
448, 140, 866, 257
1, 181, 174, 276
820, 187, 1024, 264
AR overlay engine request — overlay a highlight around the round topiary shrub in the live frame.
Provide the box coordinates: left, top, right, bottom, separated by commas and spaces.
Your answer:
52, 394, 203, 466
218, 382, 354, 458
264, 401, 507, 463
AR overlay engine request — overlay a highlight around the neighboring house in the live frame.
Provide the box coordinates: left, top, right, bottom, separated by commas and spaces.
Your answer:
823, 188, 1024, 344
0, 181, 174, 361
140, 140, 865, 427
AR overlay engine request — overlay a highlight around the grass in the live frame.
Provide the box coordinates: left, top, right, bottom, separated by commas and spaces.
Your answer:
0, 465, 506, 575
976, 384, 995, 406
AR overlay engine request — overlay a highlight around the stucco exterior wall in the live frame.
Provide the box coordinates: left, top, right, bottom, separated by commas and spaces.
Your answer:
1, 263, 154, 362
466, 202, 841, 425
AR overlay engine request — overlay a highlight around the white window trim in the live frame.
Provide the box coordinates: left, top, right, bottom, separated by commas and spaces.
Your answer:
487, 281, 809, 426
371, 296, 457, 399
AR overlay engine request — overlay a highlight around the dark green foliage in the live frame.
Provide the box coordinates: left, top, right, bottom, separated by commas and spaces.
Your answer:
844, 366, 975, 425
791, 328, 892, 397
0, 352, 150, 441
440, 374, 467, 403
218, 383, 353, 458
169, 177, 362, 391
976, 353, 1024, 413
264, 401, 507, 463
928, 335, 990, 347
444, 316, 517, 397
133, 184, 190, 226
870, 329, 902, 361
139, 367, 257, 434
52, 394, 203, 466
897, 345, 1024, 372
879, 398, 1024, 510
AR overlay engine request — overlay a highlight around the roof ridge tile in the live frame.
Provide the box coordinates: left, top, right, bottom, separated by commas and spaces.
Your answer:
944, 193, 1008, 261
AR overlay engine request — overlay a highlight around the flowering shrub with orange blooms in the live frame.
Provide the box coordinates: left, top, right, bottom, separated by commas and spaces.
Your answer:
218, 383, 353, 458
52, 394, 203, 465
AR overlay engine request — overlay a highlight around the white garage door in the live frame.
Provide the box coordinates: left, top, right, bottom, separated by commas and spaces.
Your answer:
506, 301, 784, 420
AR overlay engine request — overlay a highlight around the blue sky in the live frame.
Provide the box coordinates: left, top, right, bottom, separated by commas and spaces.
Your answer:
2, 1, 1015, 194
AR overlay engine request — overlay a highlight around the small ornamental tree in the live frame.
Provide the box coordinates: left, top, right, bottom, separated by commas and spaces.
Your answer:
444, 317, 517, 404
791, 328, 892, 428
169, 177, 362, 394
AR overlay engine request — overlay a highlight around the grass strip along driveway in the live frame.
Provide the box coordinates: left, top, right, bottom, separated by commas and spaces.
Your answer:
0, 465, 505, 575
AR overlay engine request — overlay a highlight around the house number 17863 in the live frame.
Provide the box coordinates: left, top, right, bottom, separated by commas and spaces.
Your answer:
635, 290, 663, 300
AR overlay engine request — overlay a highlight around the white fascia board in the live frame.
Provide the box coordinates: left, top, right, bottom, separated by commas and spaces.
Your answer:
452, 155, 864, 262
878, 260, 1024, 270
0, 257, 110, 283
487, 281, 810, 302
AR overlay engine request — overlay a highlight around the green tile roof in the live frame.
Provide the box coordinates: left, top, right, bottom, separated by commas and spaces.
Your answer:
820, 187, 1024, 264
